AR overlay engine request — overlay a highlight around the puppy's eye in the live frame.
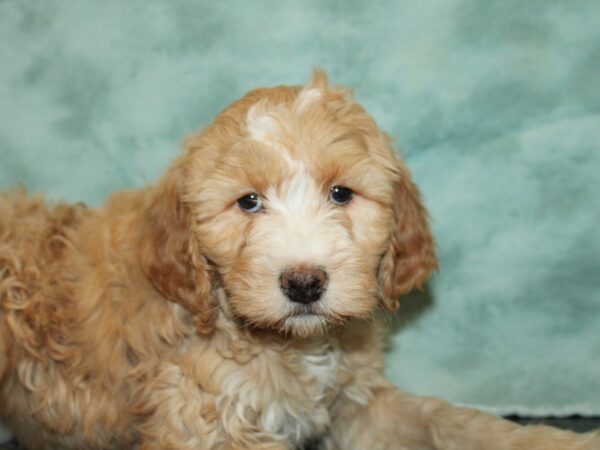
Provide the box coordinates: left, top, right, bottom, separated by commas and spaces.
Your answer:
329, 186, 354, 205
237, 193, 263, 213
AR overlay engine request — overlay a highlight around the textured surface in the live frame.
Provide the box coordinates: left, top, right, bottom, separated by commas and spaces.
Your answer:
0, 0, 598, 415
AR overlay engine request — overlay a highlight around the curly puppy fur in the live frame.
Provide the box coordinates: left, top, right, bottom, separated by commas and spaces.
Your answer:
0, 72, 598, 450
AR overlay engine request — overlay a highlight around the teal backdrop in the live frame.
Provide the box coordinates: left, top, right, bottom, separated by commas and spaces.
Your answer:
1, 0, 599, 416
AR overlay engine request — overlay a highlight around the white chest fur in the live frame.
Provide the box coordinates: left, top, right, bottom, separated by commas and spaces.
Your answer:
218, 339, 340, 446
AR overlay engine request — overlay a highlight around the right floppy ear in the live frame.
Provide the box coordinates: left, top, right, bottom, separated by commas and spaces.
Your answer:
138, 162, 216, 335
374, 142, 438, 312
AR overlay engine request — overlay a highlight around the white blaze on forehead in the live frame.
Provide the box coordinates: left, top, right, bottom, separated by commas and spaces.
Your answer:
275, 170, 319, 212
246, 100, 282, 143
294, 88, 322, 112
263, 171, 342, 265
245, 99, 304, 171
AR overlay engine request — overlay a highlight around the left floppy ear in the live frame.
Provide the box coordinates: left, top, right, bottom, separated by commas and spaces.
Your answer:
374, 138, 438, 312
138, 159, 216, 335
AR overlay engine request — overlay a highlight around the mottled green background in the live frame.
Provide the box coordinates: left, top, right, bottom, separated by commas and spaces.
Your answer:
1, 0, 599, 415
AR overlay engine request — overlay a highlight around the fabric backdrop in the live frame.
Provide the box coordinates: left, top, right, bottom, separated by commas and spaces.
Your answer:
0, 0, 598, 417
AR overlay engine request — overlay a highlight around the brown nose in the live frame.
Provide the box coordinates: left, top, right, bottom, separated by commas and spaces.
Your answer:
279, 266, 328, 304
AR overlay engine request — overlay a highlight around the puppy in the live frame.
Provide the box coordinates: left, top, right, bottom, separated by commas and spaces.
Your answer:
0, 71, 597, 449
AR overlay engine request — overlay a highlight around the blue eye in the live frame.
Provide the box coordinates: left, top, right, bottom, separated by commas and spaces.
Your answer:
237, 193, 263, 213
329, 186, 353, 205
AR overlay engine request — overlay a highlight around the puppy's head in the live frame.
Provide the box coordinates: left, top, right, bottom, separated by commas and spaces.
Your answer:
140, 71, 437, 338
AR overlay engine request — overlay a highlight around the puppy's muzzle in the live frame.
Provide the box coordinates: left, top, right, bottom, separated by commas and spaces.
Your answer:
279, 266, 328, 304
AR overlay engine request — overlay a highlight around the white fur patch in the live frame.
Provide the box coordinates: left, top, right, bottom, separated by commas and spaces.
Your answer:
260, 342, 338, 444
216, 341, 337, 446
245, 101, 304, 171
273, 171, 319, 212
246, 101, 282, 144
301, 343, 339, 397
294, 88, 322, 112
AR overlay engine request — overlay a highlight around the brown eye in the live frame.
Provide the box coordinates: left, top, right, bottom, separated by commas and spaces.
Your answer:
237, 193, 263, 213
329, 186, 353, 205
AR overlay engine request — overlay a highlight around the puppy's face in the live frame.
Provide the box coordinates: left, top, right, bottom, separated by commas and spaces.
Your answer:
143, 73, 437, 338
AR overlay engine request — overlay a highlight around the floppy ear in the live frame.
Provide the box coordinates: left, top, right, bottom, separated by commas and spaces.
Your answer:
138, 163, 216, 335
377, 152, 438, 312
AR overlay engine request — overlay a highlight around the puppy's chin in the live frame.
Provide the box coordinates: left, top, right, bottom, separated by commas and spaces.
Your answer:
227, 288, 379, 339
278, 314, 331, 339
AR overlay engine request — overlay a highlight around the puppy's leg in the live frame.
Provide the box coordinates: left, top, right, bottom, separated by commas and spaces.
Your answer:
331, 378, 600, 450
331, 382, 434, 450
421, 396, 600, 450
